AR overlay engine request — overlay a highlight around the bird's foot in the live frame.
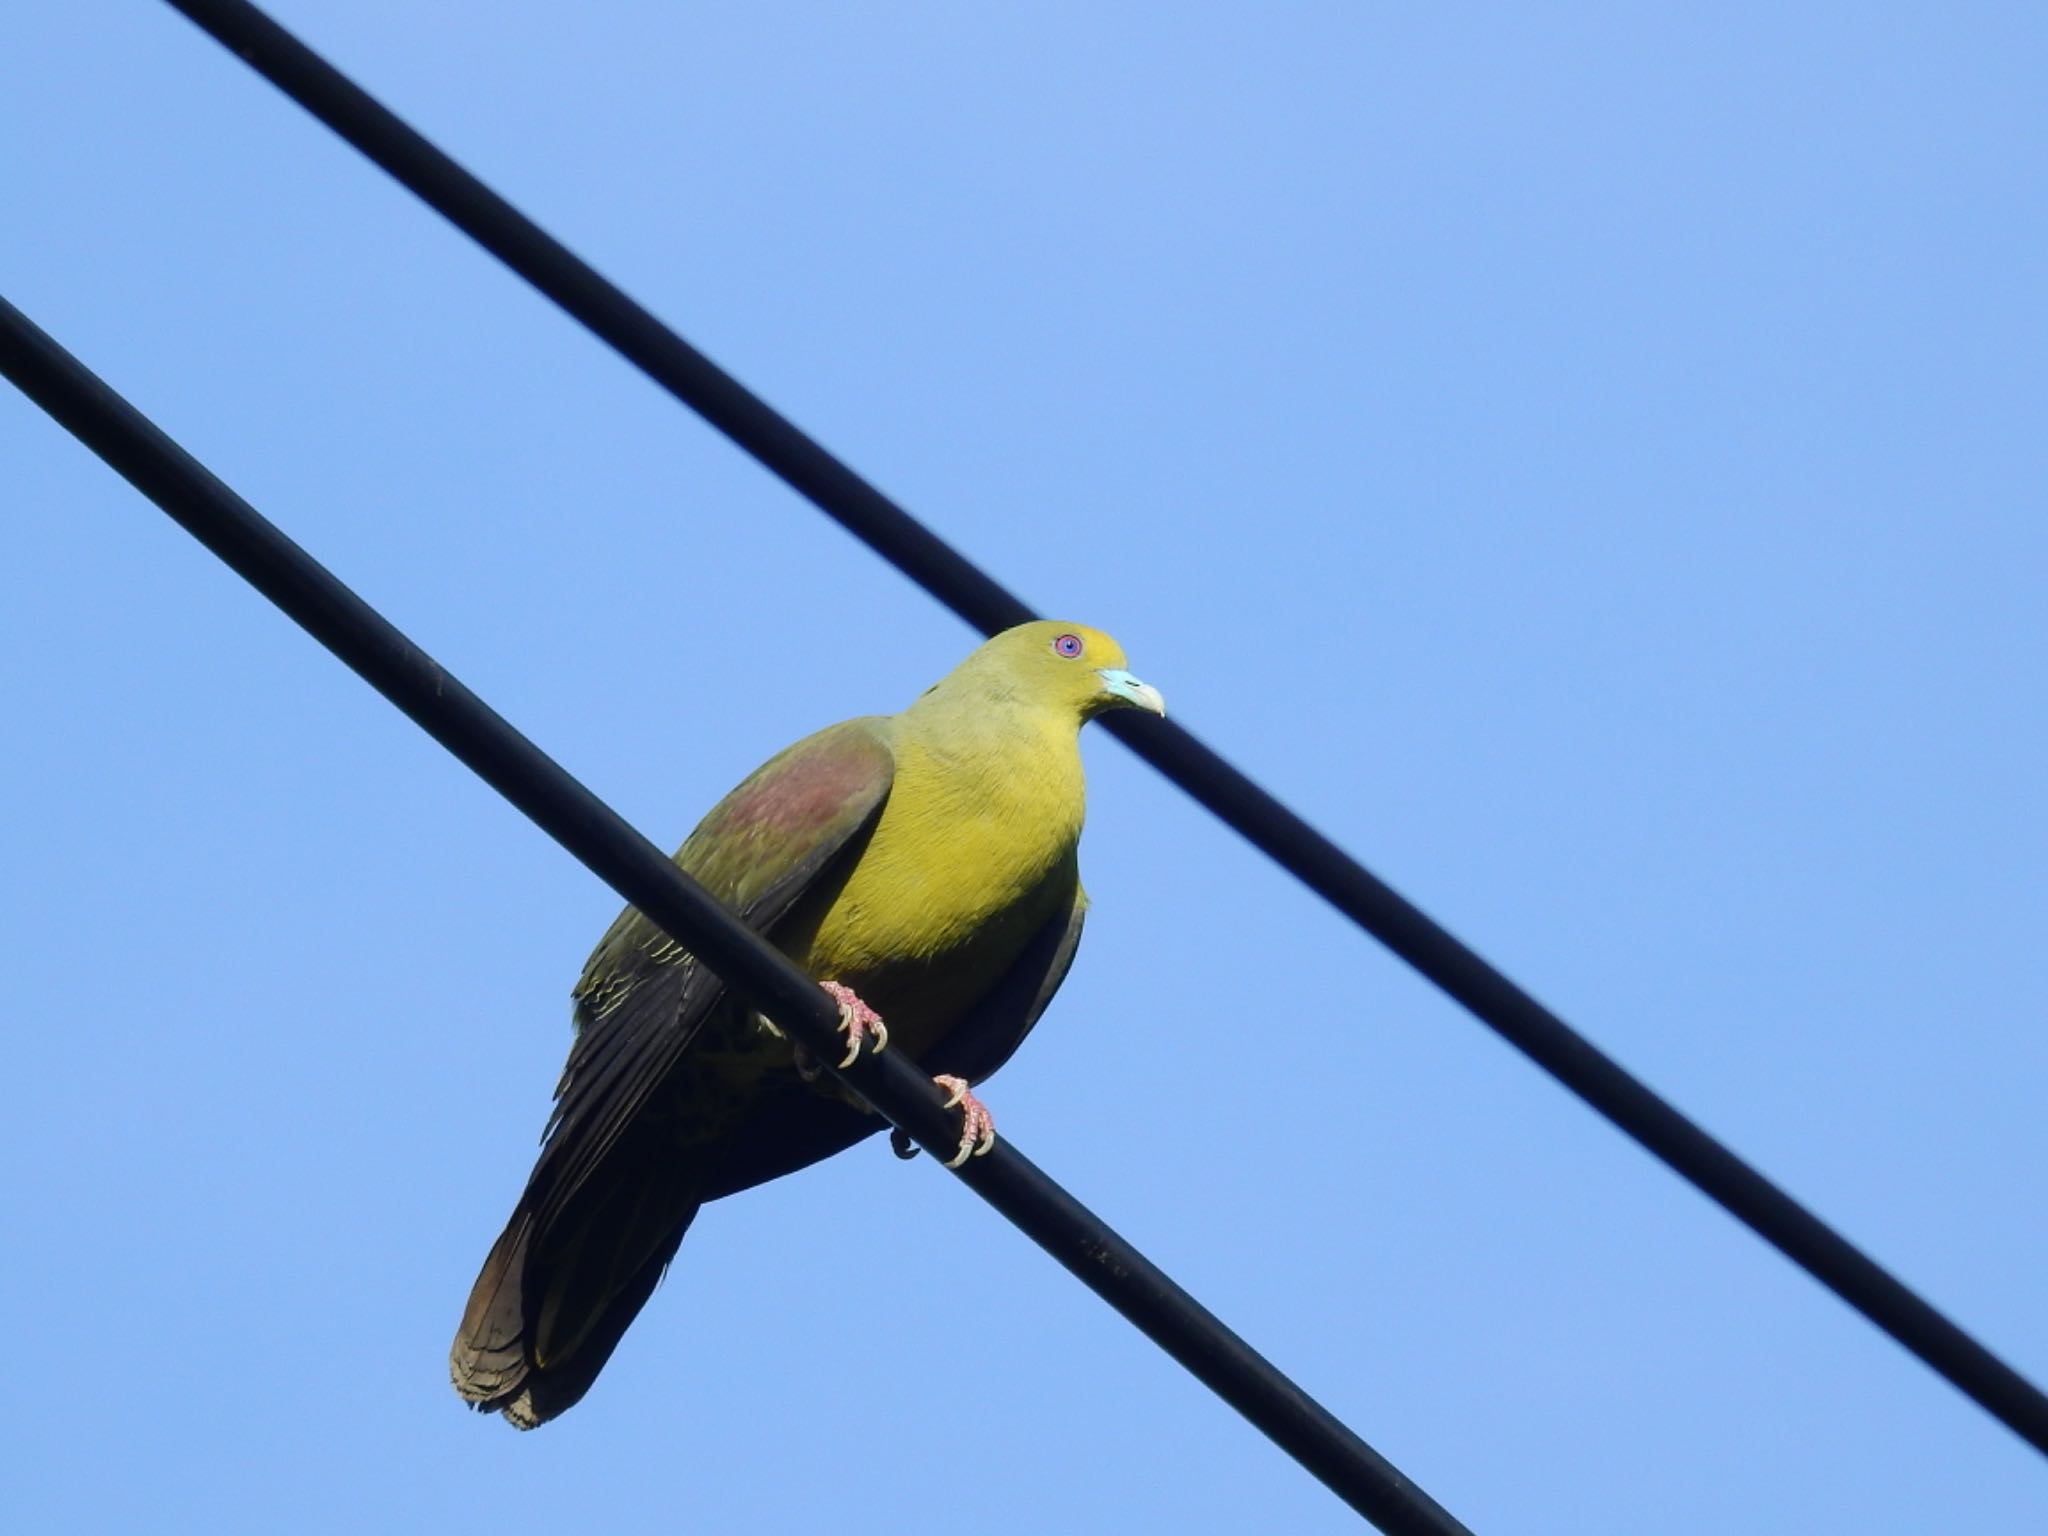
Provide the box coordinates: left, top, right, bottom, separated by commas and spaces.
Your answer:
821, 981, 888, 1068
933, 1074, 996, 1168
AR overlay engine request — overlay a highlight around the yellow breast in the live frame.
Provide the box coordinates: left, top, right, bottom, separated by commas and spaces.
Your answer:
790, 717, 1085, 1043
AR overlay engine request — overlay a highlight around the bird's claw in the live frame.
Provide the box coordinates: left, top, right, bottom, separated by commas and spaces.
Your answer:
931, 1074, 996, 1168
821, 981, 888, 1068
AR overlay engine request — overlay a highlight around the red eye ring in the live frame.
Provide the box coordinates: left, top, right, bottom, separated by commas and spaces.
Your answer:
1053, 633, 1085, 659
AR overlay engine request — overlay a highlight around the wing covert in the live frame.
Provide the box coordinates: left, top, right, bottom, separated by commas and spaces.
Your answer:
524, 719, 896, 1224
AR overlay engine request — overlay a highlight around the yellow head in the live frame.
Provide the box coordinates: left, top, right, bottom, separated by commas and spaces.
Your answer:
915, 620, 1166, 725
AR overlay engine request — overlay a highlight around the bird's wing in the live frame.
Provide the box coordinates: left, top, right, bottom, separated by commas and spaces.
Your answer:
931, 880, 1089, 1085
527, 717, 896, 1226
697, 882, 1090, 1201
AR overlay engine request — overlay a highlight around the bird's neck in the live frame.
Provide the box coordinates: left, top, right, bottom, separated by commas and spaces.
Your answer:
902, 694, 1084, 800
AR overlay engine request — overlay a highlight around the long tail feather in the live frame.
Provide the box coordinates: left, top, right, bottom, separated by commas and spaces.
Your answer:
450, 1139, 703, 1428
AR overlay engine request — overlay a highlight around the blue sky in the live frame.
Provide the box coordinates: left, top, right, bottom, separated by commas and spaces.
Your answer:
4, 4, 2045, 1532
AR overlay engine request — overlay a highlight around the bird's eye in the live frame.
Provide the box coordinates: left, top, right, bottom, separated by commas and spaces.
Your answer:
1053, 633, 1085, 659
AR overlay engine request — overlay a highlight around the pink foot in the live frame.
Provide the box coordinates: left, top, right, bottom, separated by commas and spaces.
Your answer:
820, 981, 888, 1068
932, 1074, 996, 1168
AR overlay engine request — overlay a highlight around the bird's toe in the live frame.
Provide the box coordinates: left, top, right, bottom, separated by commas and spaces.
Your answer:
931, 1074, 997, 1168
822, 980, 888, 1067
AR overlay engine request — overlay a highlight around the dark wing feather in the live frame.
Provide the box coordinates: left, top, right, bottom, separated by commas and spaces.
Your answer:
453, 720, 896, 1420
523, 718, 895, 1228
931, 881, 1089, 1085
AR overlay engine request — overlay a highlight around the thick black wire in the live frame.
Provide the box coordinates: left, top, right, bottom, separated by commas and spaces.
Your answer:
152, 0, 2048, 1457
0, 294, 1467, 1535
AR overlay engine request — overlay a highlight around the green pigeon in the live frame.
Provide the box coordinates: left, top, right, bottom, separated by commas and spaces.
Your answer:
450, 620, 1165, 1427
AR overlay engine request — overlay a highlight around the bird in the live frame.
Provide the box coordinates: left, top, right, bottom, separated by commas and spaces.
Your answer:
450, 619, 1165, 1427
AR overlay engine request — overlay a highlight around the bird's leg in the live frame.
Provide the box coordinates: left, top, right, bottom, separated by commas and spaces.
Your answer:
821, 981, 888, 1067
932, 1074, 996, 1168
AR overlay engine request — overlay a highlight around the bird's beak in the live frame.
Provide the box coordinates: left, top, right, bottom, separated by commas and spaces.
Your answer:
1096, 668, 1167, 718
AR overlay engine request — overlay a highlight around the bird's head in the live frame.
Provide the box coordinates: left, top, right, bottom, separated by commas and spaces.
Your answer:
925, 620, 1166, 726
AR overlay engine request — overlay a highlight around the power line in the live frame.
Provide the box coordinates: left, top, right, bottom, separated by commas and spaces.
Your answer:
154, 0, 2048, 1457
0, 294, 1468, 1536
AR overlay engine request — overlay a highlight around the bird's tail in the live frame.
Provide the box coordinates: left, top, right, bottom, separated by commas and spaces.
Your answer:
450, 1141, 704, 1428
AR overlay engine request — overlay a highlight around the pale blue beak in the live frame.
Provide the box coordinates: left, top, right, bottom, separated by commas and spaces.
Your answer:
1096, 668, 1167, 717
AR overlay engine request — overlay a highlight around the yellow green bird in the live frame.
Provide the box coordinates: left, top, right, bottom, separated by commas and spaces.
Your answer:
451, 620, 1165, 1427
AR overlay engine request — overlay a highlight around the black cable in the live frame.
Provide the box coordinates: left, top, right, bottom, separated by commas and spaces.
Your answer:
0, 294, 1467, 1535
152, 0, 2048, 1457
